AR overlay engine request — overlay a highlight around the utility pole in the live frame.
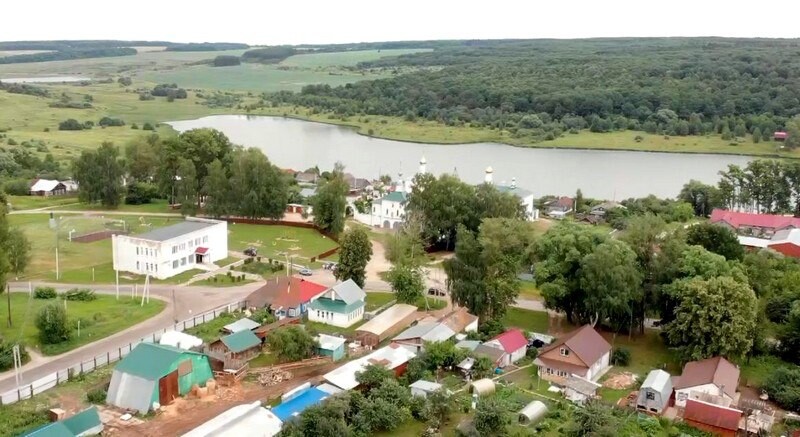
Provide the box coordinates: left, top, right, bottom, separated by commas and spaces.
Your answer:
12, 345, 21, 386
6, 284, 12, 328
172, 289, 177, 324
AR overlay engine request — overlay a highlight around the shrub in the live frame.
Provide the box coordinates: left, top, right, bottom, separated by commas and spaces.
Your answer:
0, 340, 29, 371
34, 287, 57, 299
86, 387, 107, 404
131, 123, 139, 129
58, 119, 84, 131
35, 303, 70, 344
763, 366, 800, 411
63, 288, 97, 301
611, 347, 631, 366
142, 122, 155, 131
98, 117, 125, 127
634, 135, 644, 142
4, 179, 32, 196
7, 138, 17, 145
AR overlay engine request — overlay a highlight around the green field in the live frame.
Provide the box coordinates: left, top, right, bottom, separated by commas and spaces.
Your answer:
6, 195, 79, 211
51, 199, 174, 214
227, 223, 338, 261
501, 307, 550, 333
1, 292, 165, 355
280, 49, 431, 68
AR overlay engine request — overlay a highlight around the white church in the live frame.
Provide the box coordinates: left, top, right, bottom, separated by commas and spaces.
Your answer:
353, 157, 538, 229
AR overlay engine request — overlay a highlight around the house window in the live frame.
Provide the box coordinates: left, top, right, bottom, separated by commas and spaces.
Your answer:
188, 240, 193, 248
136, 261, 140, 270
173, 260, 179, 268
558, 370, 568, 377
172, 246, 178, 254
196, 238, 201, 245
136, 247, 140, 256
188, 256, 194, 264
181, 257, 187, 266
560, 348, 569, 357
645, 391, 655, 401
545, 368, 553, 375
203, 236, 208, 243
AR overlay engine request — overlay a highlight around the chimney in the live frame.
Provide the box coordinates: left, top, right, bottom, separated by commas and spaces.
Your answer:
484, 166, 493, 184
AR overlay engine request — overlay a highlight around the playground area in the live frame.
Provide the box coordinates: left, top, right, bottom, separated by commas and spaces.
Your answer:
226, 222, 339, 265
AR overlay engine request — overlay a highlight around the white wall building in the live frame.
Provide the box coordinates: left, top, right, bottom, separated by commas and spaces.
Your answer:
112, 218, 228, 280
308, 279, 367, 328
486, 169, 540, 222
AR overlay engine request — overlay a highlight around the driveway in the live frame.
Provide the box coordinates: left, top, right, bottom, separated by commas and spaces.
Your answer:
0, 281, 263, 394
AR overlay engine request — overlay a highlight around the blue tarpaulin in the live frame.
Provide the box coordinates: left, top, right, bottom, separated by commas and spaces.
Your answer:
271, 387, 329, 421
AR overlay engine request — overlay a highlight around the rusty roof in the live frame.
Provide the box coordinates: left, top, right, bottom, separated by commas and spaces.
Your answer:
440, 307, 478, 333
684, 399, 742, 431
538, 324, 611, 368
674, 356, 739, 399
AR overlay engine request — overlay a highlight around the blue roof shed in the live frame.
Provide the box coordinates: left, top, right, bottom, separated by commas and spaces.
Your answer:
271, 387, 329, 421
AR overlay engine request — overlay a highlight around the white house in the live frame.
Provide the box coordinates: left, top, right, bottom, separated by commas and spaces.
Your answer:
484, 168, 539, 221
673, 356, 740, 408
482, 329, 529, 367
308, 279, 366, 328
534, 324, 611, 383
112, 218, 228, 280
30, 179, 67, 196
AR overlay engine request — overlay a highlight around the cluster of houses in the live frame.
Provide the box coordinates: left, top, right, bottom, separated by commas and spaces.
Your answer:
542, 195, 625, 224
710, 208, 800, 259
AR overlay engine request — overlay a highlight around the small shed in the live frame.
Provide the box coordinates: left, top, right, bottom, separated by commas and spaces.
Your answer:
637, 369, 673, 414
775, 131, 788, 141
410, 380, 443, 398
457, 357, 475, 377
210, 330, 262, 361
21, 406, 103, 437
106, 343, 213, 412
562, 375, 601, 405
518, 401, 548, 425
223, 318, 260, 334
469, 378, 496, 396
355, 303, 418, 347
317, 334, 346, 362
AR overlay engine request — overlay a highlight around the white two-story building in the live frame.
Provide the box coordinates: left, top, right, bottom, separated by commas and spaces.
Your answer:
112, 218, 228, 280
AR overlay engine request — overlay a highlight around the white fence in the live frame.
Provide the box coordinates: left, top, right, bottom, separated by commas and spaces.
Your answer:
0, 300, 247, 405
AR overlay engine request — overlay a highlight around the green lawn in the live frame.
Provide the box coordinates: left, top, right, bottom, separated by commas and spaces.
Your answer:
501, 307, 550, 333
249, 351, 279, 368
2, 292, 165, 355
364, 292, 396, 311
227, 223, 338, 262
305, 319, 365, 336
739, 355, 789, 387
518, 281, 542, 300
184, 310, 239, 343
52, 199, 174, 214
598, 330, 680, 376
7, 195, 79, 211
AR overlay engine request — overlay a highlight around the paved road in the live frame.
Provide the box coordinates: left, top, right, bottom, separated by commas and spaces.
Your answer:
0, 281, 263, 394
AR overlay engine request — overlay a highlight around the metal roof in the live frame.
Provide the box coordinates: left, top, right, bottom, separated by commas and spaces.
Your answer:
30, 179, 63, 192
410, 380, 443, 393
299, 187, 317, 198
316, 383, 343, 396
271, 387, 329, 421
455, 340, 481, 351
357, 304, 417, 336
323, 344, 416, 390
496, 184, 533, 198
134, 220, 219, 242
641, 369, 671, 392
393, 322, 455, 343
317, 334, 346, 351
182, 401, 283, 437
21, 407, 103, 437
378, 191, 407, 203
221, 330, 261, 353
115, 342, 201, 381
327, 279, 366, 304
309, 297, 363, 314
159, 331, 203, 350
223, 318, 260, 333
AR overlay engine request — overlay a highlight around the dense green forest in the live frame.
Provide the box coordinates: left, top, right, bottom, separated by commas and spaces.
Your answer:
0, 40, 249, 64
269, 38, 800, 142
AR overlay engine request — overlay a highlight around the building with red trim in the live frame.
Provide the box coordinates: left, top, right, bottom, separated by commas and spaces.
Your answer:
683, 398, 742, 437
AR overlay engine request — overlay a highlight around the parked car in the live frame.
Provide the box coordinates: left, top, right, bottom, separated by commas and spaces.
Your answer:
244, 247, 257, 257
428, 287, 445, 297
299, 268, 313, 276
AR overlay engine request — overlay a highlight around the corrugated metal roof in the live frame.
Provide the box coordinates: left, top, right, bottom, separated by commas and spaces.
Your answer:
328, 279, 366, 304
62, 406, 102, 436
684, 399, 742, 431
491, 329, 528, 353
316, 383, 343, 396
134, 220, 219, 242
221, 330, 261, 353
641, 369, 671, 391
223, 318, 260, 333
182, 401, 283, 437
323, 344, 416, 390
309, 297, 363, 314
20, 422, 72, 437
317, 334, 346, 351
115, 342, 196, 381
357, 304, 417, 336
379, 191, 407, 203
455, 340, 481, 351
271, 387, 329, 421
538, 324, 611, 368
410, 380, 443, 393
394, 322, 438, 340
30, 179, 63, 192
675, 356, 739, 398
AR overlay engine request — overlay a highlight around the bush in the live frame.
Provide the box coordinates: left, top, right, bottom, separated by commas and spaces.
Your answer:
63, 288, 97, 301
125, 182, 159, 205
58, 119, 84, 131
34, 287, 57, 299
98, 117, 125, 127
142, 122, 155, 131
86, 387, 107, 404
4, 179, 32, 196
35, 303, 70, 344
131, 123, 139, 129
611, 347, 631, 366
763, 366, 800, 411
213, 55, 241, 67
0, 340, 29, 371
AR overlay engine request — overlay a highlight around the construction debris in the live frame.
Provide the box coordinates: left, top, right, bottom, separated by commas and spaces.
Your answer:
258, 370, 293, 386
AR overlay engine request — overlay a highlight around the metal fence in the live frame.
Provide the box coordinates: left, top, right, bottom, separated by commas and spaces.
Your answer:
0, 299, 247, 405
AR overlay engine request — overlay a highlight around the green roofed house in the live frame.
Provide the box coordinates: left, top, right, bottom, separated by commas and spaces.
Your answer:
209, 329, 262, 361
308, 279, 366, 328
22, 406, 103, 437
106, 342, 213, 413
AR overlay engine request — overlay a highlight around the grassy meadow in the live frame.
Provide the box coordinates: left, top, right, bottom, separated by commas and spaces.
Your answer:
1, 292, 165, 355
280, 49, 431, 67
227, 222, 338, 261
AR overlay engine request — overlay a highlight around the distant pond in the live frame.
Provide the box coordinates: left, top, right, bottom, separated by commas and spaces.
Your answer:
166, 115, 751, 199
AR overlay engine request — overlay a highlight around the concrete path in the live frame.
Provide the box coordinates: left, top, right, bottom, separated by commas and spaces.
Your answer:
0, 281, 263, 394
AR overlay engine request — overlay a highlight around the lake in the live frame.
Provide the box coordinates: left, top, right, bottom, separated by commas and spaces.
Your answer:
0, 76, 89, 83
166, 115, 752, 199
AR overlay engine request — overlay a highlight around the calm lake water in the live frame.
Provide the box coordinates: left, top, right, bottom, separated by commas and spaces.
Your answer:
0, 76, 89, 83
167, 115, 752, 199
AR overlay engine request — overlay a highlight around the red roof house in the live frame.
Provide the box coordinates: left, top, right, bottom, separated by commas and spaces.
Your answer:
775, 131, 788, 141
768, 229, 800, 259
483, 329, 528, 367
245, 276, 327, 318
710, 209, 800, 236
683, 399, 742, 437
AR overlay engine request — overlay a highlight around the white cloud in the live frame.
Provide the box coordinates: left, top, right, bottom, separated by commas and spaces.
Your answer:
2, 0, 800, 44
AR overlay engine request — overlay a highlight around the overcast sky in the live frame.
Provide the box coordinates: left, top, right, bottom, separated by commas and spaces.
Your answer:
3, 0, 800, 44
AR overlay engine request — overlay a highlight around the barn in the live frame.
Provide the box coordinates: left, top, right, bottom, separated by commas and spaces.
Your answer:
106, 343, 213, 412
